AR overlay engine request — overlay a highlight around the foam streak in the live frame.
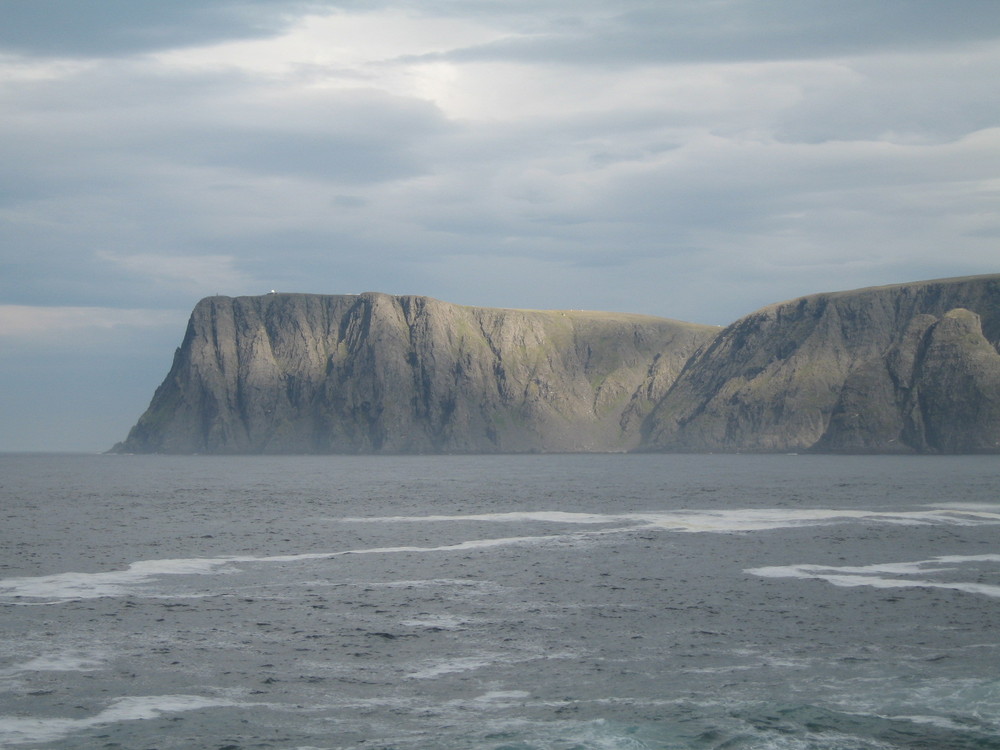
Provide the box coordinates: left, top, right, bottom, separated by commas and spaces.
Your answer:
748, 555, 1000, 599
0, 695, 247, 746
4, 508, 998, 604
0, 532, 584, 603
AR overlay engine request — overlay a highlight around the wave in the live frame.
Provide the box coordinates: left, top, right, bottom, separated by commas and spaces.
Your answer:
0, 533, 577, 603
0, 695, 251, 746
3, 506, 997, 604
747, 554, 1000, 599
341, 506, 1000, 532
7, 649, 106, 674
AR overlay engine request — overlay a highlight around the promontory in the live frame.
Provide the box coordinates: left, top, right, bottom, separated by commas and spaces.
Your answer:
113, 274, 1000, 454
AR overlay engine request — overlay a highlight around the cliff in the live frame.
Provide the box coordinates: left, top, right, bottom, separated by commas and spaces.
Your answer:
641, 275, 1000, 453
114, 274, 1000, 455
113, 293, 715, 454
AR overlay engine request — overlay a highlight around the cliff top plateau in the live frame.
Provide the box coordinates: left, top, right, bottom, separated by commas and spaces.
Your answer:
113, 274, 1000, 454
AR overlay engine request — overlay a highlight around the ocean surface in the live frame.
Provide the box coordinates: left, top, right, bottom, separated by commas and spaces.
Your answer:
1, 453, 999, 750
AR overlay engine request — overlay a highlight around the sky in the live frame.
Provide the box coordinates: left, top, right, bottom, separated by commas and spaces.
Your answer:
1, 0, 999, 452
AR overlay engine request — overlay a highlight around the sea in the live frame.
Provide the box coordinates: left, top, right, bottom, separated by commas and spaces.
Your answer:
1, 453, 999, 750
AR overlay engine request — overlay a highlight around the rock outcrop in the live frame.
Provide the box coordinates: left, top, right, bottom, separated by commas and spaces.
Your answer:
114, 292, 715, 454
641, 275, 1000, 453
114, 274, 1000, 455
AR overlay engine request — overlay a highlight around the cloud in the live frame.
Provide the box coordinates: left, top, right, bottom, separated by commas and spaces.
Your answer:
151, 6, 507, 74
0, 305, 183, 339
2, 0, 1000, 450
97, 252, 259, 296
3, 9, 997, 315
169, 94, 450, 183
0, 306, 188, 453
421, 0, 1000, 67
0, 0, 331, 57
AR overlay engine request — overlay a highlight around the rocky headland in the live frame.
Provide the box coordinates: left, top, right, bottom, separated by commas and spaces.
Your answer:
113, 274, 1000, 454
114, 293, 715, 454
641, 275, 1000, 453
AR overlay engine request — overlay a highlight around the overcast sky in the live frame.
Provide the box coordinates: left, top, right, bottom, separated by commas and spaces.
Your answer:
2, 0, 999, 451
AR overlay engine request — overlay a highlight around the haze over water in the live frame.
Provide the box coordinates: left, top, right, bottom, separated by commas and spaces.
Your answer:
1, 453, 999, 749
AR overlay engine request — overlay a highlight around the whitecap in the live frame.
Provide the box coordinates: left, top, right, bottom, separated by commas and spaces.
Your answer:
634, 508, 1000, 532
13, 650, 106, 673
340, 511, 623, 524
407, 655, 500, 679
338, 507, 1000, 533
4, 508, 997, 604
0, 695, 248, 746
0, 534, 573, 603
400, 614, 469, 630
471, 690, 531, 703
0, 557, 245, 602
747, 555, 1000, 599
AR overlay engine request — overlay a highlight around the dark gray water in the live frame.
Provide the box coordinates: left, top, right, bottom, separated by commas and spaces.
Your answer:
1, 453, 999, 749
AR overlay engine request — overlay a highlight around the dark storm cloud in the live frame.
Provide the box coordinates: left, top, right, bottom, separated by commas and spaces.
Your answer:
418, 0, 1000, 66
170, 93, 450, 183
8, 0, 996, 63
0, 0, 338, 57
0, 55, 448, 180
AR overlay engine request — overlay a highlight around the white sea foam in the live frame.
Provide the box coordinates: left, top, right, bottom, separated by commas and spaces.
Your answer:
748, 555, 1000, 599
400, 614, 469, 630
339, 507, 1000, 533
929, 502, 1000, 511
887, 714, 984, 731
14, 650, 105, 673
3, 507, 997, 604
471, 690, 531, 703
0, 695, 247, 746
636, 507, 1000, 532
341, 511, 621, 524
407, 655, 500, 679
0, 534, 567, 603
0, 557, 246, 602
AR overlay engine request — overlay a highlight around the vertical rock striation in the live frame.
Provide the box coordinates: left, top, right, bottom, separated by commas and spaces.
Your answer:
641, 275, 1000, 453
114, 292, 715, 454
114, 274, 1000, 454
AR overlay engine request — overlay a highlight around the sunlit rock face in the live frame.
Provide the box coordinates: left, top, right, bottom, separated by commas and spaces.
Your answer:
114, 275, 1000, 455
113, 292, 714, 454
641, 275, 1000, 454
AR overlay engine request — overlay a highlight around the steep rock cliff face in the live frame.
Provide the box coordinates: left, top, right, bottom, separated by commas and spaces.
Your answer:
817, 307, 1000, 452
115, 275, 1000, 455
641, 275, 1000, 453
115, 293, 715, 454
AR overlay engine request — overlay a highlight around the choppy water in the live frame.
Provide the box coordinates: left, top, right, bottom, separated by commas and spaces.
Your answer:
1, 453, 999, 749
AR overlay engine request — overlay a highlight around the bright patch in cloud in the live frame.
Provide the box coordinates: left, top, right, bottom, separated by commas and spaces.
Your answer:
97, 251, 256, 294
152, 9, 508, 78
